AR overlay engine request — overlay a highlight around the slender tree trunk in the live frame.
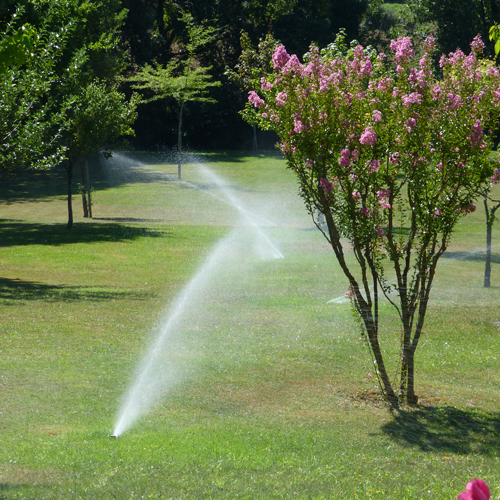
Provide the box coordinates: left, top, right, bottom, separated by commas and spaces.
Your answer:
66, 160, 74, 230
484, 195, 492, 287
252, 125, 259, 153
177, 101, 184, 180
80, 159, 90, 218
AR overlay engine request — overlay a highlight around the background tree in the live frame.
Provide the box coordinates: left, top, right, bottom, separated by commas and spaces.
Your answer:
63, 82, 139, 229
130, 11, 221, 180
410, 0, 500, 57
226, 32, 279, 151
0, 7, 69, 171
483, 190, 500, 287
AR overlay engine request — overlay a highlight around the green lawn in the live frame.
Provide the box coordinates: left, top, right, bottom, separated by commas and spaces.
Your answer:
0, 152, 499, 499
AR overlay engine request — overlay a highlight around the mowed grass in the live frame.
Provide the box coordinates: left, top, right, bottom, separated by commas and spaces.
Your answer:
0, 152, 499, 499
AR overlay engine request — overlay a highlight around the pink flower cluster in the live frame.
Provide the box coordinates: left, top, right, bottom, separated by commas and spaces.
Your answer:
320, 178, 334, 193
248, 90, 264, 108
372, 110, 382, 122
260, 77, 273, 91
377, 189, 391, 209
368, 159, 381, 173
390, 36, 415, 64
491, 168, 500, 184
272, 45, 290, 69
402, 92, 423, 107
359, 127, 377, 147
339, 148, 351, 167
468, 120, 483, 147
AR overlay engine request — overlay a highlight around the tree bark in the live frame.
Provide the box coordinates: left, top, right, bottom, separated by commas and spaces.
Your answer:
253, 125, 258, 152
80, 158, 90, 218
66, 160, 74, 230
484, 195, 492, 287
177, 100, 184, 180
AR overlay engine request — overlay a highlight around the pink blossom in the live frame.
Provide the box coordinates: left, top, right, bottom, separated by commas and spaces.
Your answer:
431, 84, 442, 100
261, 112, 268, 119
458, 478, 490, 500
466, 203, 476, 215
470, 36, 486, 54
248, 91, 265, 108
375, 226, 384, 236
293, 117, 306, 134
260, 77, 273, 91
345, 289, 352, 298
390, 152, 399, 165
491, 168, 500, 184
359, 207, 370, 216
272, 45, 291, 69
469, 119, 483, 147
372, 110, 382, 122
305, 159, 313, 167
377, 77, 393, 92
487, 67, 499, 78
320, 178, 334, 193
447, 93, 462, 110
359, 127, 377, 147
433, 209, 442, 217
377, 189, 391, 209
352, 191, 361, 201
368, 159, 381, 173
423, 35, 436, 52
402, 92, 423, 107
390, 37, 414, 64
339, 149, 351, 167
276, 92, 288, 106
407, 117, 416, 129
351, 150, 360, 162
281, 54, 304, 75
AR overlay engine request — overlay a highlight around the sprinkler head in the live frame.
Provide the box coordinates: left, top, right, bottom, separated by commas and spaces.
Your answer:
110, 434, 118, 439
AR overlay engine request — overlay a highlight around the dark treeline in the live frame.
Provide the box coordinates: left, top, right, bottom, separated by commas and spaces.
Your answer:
2, 0, 500, 153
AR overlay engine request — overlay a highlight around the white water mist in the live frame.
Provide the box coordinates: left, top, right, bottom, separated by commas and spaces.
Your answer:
112, 161, 283, 437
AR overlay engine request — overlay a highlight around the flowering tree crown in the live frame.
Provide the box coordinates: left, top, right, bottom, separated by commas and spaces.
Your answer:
244, 32, 500, 406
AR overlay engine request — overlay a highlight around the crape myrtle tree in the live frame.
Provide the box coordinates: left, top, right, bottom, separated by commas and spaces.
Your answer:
245, 32, 500, 407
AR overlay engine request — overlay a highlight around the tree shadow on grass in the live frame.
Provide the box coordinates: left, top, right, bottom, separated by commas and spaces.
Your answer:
442, 250, 500, 264
382, 405, 500, 456
0, 221, 169, 247
0, 278, 153, 302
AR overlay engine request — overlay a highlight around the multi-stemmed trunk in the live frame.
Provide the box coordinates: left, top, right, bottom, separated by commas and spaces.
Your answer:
318, 187, 448, 408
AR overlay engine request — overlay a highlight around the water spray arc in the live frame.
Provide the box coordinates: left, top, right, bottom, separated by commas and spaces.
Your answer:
112, 161, 283, 437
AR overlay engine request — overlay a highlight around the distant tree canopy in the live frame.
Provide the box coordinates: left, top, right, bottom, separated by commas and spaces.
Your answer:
4, 0, 500, 154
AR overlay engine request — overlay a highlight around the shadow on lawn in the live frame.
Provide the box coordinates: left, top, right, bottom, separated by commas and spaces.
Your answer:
382, 405, 500, 455
0, 221, 168, 247
442, 250, 500, 264
0, 278, 152, 302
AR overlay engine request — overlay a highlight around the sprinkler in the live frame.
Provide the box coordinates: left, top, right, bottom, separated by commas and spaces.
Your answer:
110, 434, 118, 438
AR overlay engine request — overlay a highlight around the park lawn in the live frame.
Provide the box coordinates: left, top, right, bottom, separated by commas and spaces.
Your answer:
0, 152, 499, 499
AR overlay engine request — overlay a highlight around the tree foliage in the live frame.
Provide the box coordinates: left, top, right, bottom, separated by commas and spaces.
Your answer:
130, 11, 221, 179
245, 33, 500, 407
